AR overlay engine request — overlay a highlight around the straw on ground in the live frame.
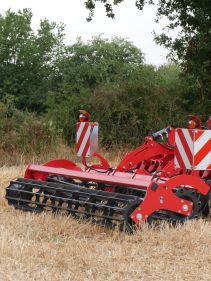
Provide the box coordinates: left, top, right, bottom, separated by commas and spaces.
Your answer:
0, 166, 210, 281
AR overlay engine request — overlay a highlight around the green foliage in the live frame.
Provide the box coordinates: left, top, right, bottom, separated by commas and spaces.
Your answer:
0, 8, 208, 152
58, 36, 144, 91
154, 1, 211, 113
46, 36, 186, 145
46, 36, 145, 145
85, 0, 153, 21
84, 1, 211, 114
0, 9, 65, 112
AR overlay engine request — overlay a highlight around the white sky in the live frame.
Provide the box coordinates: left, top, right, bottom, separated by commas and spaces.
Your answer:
1, 0, 169, 65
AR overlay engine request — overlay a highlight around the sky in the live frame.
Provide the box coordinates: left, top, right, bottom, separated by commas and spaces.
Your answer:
1, 0, 170, 65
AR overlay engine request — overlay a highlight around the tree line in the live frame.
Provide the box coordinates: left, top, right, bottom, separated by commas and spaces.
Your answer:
0, 9, 209, 154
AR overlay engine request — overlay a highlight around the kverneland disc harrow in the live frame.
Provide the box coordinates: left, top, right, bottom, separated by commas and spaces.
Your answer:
5, 112, 211, 231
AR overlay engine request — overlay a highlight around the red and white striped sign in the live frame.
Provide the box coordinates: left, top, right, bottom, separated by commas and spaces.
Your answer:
76, 122, 98, 157
175, 128, 211, 170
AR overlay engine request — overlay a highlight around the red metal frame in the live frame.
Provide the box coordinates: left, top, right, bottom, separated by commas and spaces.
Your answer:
116, 137, 174, 173
131, 174, 209, 223
25, 162, 210, 225
25, 164, 152, 188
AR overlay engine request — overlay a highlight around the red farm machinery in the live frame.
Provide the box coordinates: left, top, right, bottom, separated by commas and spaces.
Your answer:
5, 112, 211, 231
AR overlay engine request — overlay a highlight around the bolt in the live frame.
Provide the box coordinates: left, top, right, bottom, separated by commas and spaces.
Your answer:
137, 207, 141, 211
182, 204, 189, 212
160, 196, 164, 204
136, 213, 143, 221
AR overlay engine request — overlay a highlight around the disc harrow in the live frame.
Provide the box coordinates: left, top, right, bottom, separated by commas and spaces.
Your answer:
6, 178, 142, 230
5, 112, 211, 231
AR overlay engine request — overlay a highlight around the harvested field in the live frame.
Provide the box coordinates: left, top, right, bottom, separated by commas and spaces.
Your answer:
0, 165, 210, 281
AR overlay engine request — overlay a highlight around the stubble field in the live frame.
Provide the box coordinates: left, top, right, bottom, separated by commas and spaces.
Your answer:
0, 165, 210, 281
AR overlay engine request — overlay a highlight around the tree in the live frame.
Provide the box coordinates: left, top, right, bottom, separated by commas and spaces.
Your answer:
47, 36, 147, 144
47, 36, 187, 145
85, 0, 211, 114
59, 36, 144, 91
0, 9, 65, 112
84, 0, 211, 64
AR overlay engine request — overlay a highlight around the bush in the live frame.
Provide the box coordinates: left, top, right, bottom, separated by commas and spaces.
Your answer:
0, 97, 61, 155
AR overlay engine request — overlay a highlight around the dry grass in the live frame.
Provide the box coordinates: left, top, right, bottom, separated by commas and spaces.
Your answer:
0, 144, 127, 166
0, 165, 211, 281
